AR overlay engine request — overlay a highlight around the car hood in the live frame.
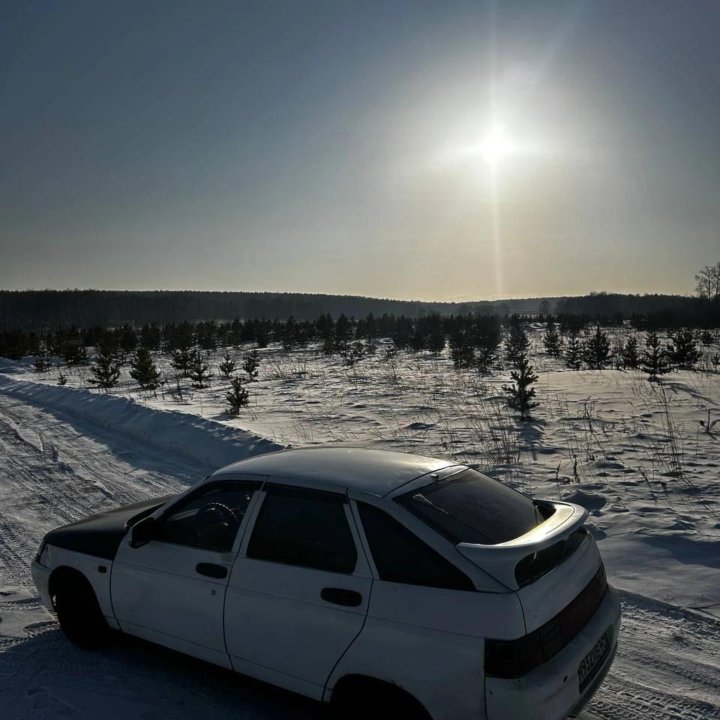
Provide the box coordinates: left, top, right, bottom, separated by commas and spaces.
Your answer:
43, 494, 176, 561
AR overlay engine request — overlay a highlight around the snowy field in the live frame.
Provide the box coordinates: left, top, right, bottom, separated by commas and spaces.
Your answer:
1, 334, 719, 719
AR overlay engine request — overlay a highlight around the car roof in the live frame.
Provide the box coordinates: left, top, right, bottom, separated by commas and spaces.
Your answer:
209, 447, 459, 497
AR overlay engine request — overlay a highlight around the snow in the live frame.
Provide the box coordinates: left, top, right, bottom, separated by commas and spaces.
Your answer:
0, 374, 282, 470
1, 332, 720, 718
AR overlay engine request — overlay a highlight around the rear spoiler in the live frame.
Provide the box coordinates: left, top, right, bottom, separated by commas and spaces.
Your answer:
456, 501, 589, 590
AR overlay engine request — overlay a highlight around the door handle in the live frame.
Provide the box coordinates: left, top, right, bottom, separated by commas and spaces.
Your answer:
196, 562, 227, 579
321, 587, 362, 607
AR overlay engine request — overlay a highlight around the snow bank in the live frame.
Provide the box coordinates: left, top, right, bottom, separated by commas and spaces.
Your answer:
0, 375, 283, 469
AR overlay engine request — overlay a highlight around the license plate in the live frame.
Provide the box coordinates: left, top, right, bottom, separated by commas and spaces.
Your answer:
578, 630, 610, 691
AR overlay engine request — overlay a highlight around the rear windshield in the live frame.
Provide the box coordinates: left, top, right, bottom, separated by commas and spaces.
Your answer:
396, 469, 540, 545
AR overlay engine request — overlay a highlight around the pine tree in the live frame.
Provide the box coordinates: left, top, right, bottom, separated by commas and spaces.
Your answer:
57, 372, 68, 386
282, 316, 298, 351
118, 325, 138, 356
163, 322, 194, 354
317, 313, 335, 347
322, 336, 337, 356
427, 327, 446, 353
171, 348, 192, 378
505, 316, 529, 365
363, 313, 378, 341
474, 345, 496, 373
564, 331, 583, 370
225, 377, 249, 414
543, 320, 562, 357
409, 324, 427, 352
188, 350, 213, 388
471, 315, 501, 371
196, 320, 218, 351
129, 347, 161, 390
88, 348, 121, 389
255, 327, 269, 348
335, 314, 353, 347
450, 345, 474, 369
583, 326, 612, 369
391, 316, 414, 350
63, 342, 88, 366
641, 331, 670, 382
140, 324, 162, 351
621, 335, 640, 369
33, 347, 52, 372
219, 350, 236, 378
666, 330, 702, 370
449, 330, 474, 369
379, 343, 397, 383
242, 349, 260, 380
340, 341, 366, 367
502, 352, 539, 421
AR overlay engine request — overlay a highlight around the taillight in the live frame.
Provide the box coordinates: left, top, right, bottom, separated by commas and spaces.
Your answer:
485, 632, 545, 678
485, 565, 608, 679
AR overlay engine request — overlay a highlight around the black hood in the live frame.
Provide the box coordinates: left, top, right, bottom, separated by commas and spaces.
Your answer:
44, 494, 176, 561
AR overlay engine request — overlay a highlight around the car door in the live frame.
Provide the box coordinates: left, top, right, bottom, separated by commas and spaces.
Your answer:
112, 480, 261, 667
225, 485, 373, 699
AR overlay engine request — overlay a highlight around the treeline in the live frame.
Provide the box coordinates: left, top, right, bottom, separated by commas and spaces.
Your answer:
2, 310, 718, 364
3, 289, 718, 332
0, 290, 526, 330
2, 313, 491, 360
555, 292, 719, 329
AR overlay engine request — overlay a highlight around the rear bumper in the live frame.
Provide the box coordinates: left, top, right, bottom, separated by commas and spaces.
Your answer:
486, 585, 621, 720
31, 559, 54, 612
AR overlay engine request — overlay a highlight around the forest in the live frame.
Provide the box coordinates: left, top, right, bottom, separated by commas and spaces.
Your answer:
0, 288, 718, 331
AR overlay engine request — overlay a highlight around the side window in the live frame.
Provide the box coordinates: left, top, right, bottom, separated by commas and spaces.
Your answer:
247, 487, 357, 574
357, 503, 474, 591
157, 484, 257, 553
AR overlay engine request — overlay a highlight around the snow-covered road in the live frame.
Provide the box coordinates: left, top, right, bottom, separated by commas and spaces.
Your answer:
0, 391, 718, 720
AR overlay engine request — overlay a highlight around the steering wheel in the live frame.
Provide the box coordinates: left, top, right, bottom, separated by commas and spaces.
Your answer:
197, 501, 239, 528
195, 502, 240, 549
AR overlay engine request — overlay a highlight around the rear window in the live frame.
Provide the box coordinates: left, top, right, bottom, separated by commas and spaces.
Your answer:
396, 469, 541, 545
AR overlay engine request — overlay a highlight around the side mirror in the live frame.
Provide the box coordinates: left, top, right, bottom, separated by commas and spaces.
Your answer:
129, 516, 157, 548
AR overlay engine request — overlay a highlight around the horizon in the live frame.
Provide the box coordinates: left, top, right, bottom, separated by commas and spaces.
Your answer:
0, 285, 700, 304
2, 1, 719, 299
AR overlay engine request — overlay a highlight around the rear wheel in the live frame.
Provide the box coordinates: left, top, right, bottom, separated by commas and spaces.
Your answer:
331, 677, 432, 720
52, 570, 112, 649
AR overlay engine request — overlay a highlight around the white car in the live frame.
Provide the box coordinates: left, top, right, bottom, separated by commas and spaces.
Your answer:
32, 447, 620, 720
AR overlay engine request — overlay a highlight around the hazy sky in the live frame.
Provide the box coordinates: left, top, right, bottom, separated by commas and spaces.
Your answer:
1, 0, 719, 300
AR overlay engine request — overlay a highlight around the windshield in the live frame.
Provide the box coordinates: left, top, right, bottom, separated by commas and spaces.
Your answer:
396, 469, 541, 545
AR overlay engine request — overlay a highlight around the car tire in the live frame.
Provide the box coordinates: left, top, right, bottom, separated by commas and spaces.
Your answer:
331, 679, 432, 720
54, 574, 112, 650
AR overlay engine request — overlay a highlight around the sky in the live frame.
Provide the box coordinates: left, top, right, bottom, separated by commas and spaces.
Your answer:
1, 0, 719, 301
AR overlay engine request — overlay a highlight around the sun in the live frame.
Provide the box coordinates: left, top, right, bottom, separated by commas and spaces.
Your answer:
431, 116, 547, 176
480, 123, 517, 164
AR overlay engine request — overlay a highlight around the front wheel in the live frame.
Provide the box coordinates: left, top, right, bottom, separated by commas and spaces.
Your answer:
54, 576, 112, 649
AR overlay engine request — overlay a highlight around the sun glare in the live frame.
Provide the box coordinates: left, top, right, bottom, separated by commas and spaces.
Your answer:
480, 123, 517, 164
434, 116, 545, 171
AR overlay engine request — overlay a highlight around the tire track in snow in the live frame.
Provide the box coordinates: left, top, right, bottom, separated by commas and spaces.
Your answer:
581, 594, 720, 720
0, 393, 201, 649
